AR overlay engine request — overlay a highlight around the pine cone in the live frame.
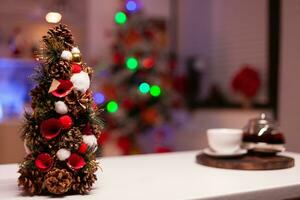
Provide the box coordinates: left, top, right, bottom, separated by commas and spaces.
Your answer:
46, 24, 74, 47
65, 91, 92, 116
60, 127, 83, 150
48, 60, 71, 79
72, 172, 97, 194
44, 168, 72, 195
18, 168, 43, 195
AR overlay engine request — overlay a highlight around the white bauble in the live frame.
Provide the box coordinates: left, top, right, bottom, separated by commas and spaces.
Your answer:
83, 135, 97, 148
71, 47, 80, 54
56, 148, 71, 161
61, 50, 72, 61
70, 71, 90, 93
54, 101, 68, 114
24, 139, 31, 155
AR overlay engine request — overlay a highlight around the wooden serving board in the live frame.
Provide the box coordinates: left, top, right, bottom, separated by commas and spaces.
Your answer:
196, 153, 294, 170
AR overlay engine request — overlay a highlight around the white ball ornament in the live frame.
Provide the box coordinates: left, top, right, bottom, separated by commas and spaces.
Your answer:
83, 135, 98, 153
71, 47, 80, 54
56, 148, 71, 161
54, 101, 68, 114
61, 50, 73, 61
83, 135, 97, 147
70, 71, 90, 93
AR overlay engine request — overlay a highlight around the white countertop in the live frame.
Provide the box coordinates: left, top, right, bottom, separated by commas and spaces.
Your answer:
1, 151, 300, 200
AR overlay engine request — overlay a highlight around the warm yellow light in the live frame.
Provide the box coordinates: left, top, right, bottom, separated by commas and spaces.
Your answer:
45, 12, 62, 23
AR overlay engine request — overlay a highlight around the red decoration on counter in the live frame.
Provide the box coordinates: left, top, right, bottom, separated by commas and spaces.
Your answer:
40, 118, 62, 140
67, 153, 86, 170
51, 80, 73, 98
78, 143, 88, 154
35, 153, 53, 172
71, 63, 82, 73
59, 115, 73, 130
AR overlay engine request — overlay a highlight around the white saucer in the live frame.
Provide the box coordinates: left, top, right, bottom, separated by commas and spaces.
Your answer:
203, 148, 247, 158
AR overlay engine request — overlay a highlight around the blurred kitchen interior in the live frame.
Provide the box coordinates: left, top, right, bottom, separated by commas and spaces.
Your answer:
0, 0, 299, 163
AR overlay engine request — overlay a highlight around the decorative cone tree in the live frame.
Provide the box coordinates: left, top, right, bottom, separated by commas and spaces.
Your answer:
18, 24, 102, 195
96, 0, 186, 155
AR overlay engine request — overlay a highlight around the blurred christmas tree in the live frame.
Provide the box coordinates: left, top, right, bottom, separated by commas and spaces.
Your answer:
95, 0, 187, 155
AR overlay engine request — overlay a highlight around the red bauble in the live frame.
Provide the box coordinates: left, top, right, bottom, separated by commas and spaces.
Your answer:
59, 115, 73, 130
142, 57, 154, 69
117, 136, 131, 155
40, 118, 62, 140
35, 153, 53, 172
67, 153, 86, 170
71, 63, 82, 73
78, 143, 88, 154
51, 80, 73, 98
98, 131, 110, 145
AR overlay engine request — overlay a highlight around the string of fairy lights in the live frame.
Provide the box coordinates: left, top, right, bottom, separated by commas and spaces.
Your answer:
94, 0, 162, 113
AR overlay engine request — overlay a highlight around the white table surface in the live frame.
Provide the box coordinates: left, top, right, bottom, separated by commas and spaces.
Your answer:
1, 150, 300, 200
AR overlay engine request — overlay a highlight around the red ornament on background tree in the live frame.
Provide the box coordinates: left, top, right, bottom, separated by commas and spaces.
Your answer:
117, 136, 132, 155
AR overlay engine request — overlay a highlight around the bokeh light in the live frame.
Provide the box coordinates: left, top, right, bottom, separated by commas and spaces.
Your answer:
94, 92, 105, 104
139, 82, 150, 94
142, 57, 154, 69
45, 12, 62, 23
126, 1, 138, 12
115, 12, 127, 24
107, 101, 119, 113
126, 57, 138, 70
150, 85, 161, 97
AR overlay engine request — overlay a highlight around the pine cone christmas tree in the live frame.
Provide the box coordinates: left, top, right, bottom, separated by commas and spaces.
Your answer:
18, 24, 102, 196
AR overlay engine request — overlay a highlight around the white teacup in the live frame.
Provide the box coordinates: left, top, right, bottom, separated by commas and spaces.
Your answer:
207, 128, 243, 153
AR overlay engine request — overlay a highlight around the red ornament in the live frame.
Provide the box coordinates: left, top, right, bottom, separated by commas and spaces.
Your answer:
67, 153, 86, 170
98, 130, 110, 145
35, 153, 53, 172
51, 80, 73, 98
117, 136, 131, 155
71, 63, 82, 73
142, 57, 154, 69
40, 118, 62, 140
59, 115, 73, 130
78, 143, 88, 154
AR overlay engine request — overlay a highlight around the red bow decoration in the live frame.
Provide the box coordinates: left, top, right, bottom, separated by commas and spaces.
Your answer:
40, 118, 62, 140
35, 153, 53, 172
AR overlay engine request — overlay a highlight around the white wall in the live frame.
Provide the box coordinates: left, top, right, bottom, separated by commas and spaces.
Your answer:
211, 0, 268, 103
178, 0, 212, 63
279, 0, 300, 152
177, 0, 268, 103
